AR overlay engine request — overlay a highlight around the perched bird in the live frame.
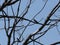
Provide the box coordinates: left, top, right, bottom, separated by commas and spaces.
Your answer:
34, 19, 40, 24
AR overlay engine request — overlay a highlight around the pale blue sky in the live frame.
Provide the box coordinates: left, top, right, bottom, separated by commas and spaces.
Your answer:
0, 0, 60, 45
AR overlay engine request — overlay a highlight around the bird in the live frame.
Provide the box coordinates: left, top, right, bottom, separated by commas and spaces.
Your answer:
34, 19, 40, 24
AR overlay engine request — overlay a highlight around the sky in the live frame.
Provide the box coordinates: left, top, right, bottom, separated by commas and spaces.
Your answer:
0, 0, 60, 45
